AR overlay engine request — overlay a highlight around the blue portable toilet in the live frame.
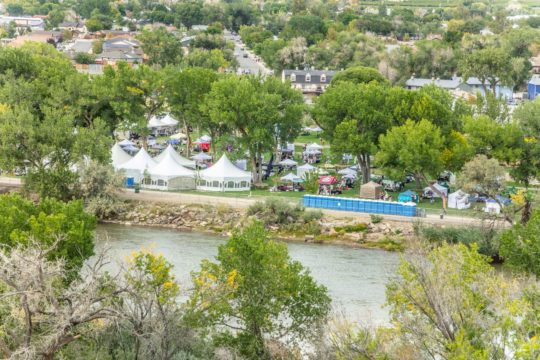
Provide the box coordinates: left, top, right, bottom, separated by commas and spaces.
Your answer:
528, 75, 540, 100
398, 190, 418, 203
126, 177, 135, 188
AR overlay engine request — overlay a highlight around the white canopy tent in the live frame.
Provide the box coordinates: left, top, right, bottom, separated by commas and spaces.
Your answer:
118, 139, 135, 147
280, 172, 302, 183
192, 152, 212, 161
118, 148, 157, 182
170, 132, 187, 140
154, 144, 196, 169
297, 163, 316, 178
423, 183, 449, 198
306, 143, 323, 151
338, 168, 357, 176
197, 154, 252, 192
485, 200, 501, 214
448, 190, 470, 210
278, 158, 298, 167
148, 113, 179, 129
111, 143, 132, 169
199, 135, 211, 142
143, 152, 195, 190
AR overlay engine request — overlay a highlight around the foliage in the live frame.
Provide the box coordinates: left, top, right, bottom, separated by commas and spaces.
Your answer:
500, 211, 540, 277
247, 198, 321, 227
334, 223, 368, 233
0, 193, 96, 275
330, 66, 389, 86
203, 75, 304, 183
376, 119, 445, 187
137, 27, 183, 67
74, 52, 95, 64
370, 214, 384, 224
386, 243, 519, 359
457, 154, 506, 198
188, 222, 331, 359
420, 224, 500, 258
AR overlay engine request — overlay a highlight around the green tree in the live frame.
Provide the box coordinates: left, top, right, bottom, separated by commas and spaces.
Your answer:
500, 210, 540, 276
103, 63, 165, 142
74, 52, 95, 64
386, 243, 518, 359
164, 67, 218, 156
182, 48, 229, 70
137, 27, 183, 67
174, 0, 203, 29
203, 75, 303, 183
189, 222, 331, 359
330, 66, 388, 86
376, 119, 445, 188
459, 46, 513, 96
0, 193, 96, 275
281, 15, 327, 45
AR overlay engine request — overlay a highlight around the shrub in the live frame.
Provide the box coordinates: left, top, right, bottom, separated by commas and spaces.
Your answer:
370, 214, 384, 224
302, 209, 323, 223
247, 199, 304, 226
420, 225, 500, 258
334, 223, 368, 233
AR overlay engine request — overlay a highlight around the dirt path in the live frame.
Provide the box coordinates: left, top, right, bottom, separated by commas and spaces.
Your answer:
119, 189, 498, 227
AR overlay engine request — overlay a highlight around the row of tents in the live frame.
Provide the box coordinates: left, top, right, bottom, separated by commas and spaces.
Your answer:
112, 143, 252, 191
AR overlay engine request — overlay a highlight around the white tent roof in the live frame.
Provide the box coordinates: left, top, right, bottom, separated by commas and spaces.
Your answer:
338, 168, 357, 175
149, 151, 195, 179
423, 183, 449, 196
118, 139, 134, 146
281, 172, 301, 182
297, 163, 316, 171
306, 143, 323, 150
118, 148, 157, 172
111, 143, 132, 169
154, 144, 196, 168
170, 132, 187, 139
192, 152, 212, 161
148, 113, 179, 128
199, 134, 211, 142
279, 158, 298, 166
200, 154, 251, 181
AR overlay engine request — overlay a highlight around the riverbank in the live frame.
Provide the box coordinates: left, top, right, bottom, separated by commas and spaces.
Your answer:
105, 200, 417, 251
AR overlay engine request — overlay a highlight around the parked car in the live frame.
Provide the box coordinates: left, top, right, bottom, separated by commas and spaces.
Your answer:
243, 53, 248, 58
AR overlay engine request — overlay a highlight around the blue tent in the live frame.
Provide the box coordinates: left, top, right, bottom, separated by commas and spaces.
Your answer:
398, 190, 418, 203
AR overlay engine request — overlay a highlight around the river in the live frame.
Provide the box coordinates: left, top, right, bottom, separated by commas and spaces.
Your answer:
96, 224, 399, 324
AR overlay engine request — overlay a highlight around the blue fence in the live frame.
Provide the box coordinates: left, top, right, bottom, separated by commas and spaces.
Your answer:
303, 195, 417, 217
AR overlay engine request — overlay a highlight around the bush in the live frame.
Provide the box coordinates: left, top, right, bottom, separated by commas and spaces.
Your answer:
302, 209, 323, 223
85, 196, 127, 220
420, 225, 500, 258
334, 223, 368, 233
247, 199, 304, 226
370, 214, 384, 224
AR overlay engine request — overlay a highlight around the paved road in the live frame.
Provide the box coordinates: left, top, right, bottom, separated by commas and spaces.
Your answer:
224, 30, 271, 76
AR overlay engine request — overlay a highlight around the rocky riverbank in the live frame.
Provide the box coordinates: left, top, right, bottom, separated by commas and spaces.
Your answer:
105, 200, 416, 250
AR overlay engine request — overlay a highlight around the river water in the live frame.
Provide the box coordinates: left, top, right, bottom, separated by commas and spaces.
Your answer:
96, 224, 399, 324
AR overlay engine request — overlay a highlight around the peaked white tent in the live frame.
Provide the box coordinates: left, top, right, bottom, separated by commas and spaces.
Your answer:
197, 154, 252, 192
143, 152, 195, 190
279, 158, 298, 167
280, 172, 302, 182
192, 152, 212, 161
306, 143, 323, 151
338, 168, 357, 176
154, 144, 196, 168
423, 183, 449, 198
118, 148, 157, 182
111, 143, 132, 169
297, 163, 316, 178
118, 139, 135, 147
448, 190, 470, 210
148, 113, 179, 129
199, 135, 211, 142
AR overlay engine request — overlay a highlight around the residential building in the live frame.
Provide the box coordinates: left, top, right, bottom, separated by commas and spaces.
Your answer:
528, 75, 540, 100
9, 31, 62, 48
95, 38, 144, 65
0, 15, 44, 31
530, 53, 540, 74
405, 75, 513, 100
282, 69, 336, 94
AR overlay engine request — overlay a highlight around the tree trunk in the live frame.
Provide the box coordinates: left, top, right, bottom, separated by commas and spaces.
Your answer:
521, 198, 532, 224
184, 119, 191, 157
358, 153, 371, 185
251, 155, 259, 184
